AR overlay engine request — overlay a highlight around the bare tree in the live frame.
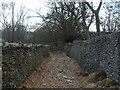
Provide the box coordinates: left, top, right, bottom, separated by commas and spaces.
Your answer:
0, 2, 11, 42
101, 0, 120, 32
15, 5, 28, 42
11, 2, 15, 42
0, 1, 28, 43
85, 0, 102, 35
81, 2, 94, 39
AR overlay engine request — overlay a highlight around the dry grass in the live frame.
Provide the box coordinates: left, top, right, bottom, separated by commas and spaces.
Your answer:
78, 71, 119, 88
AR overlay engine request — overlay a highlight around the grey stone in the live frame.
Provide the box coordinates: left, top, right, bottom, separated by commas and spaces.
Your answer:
67, 32, 120, 84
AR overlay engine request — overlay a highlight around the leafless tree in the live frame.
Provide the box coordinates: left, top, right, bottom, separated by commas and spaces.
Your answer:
0, 1, 28, 43
85, 0, 102, 35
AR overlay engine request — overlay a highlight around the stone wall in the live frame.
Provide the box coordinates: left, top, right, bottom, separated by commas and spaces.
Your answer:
2, 46, 50, 88
67, 32, 120, 84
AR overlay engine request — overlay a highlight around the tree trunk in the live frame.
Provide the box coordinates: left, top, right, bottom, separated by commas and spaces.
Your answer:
82, 2, 90, 39
95, 12, 100, 35
11, 2, 15, 43
7, 28, 10, 42
85, 0, 102, 36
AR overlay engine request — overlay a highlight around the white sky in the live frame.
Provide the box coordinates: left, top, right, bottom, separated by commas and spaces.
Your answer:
0, 0, 51, 31
0, 0, 110, 31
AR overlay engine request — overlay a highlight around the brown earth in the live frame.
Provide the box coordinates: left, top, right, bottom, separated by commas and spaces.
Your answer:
19, 52, 120, 89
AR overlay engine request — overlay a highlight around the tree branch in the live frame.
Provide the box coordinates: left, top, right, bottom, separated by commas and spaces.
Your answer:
85, 2, 95, 13
87, 14, 94, 28
97, 0, 102, 12
65, 2, 76, 17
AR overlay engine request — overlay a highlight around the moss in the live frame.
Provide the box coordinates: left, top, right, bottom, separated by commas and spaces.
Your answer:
79, 42, 90, 55
105, 78, 118, 86
95, 72, 107, 80
97, 78, 118, 87
79, 75, 88, 81
79, 42, 89, 47
2, 59, 8, 62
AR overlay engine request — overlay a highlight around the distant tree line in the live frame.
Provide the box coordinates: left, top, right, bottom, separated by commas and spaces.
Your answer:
0, 1, 29, 43
1, 0, 120, 44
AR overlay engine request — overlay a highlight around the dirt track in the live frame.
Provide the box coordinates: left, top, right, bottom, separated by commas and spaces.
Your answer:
19, 52, 120, 88
19, 52, 84, 88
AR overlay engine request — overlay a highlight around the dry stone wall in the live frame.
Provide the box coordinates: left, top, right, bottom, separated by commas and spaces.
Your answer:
67, 32, 120, 84
2, 46, 50, 88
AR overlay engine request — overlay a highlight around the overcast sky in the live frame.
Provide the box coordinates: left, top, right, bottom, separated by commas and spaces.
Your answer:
0, 0, 110, 31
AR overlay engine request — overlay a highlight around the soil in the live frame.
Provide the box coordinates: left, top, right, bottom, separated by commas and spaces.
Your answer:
19, 52, 120, 89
